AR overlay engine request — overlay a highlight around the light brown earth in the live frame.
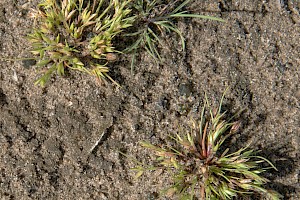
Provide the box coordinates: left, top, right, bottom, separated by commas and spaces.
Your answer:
0, 0, 299, 199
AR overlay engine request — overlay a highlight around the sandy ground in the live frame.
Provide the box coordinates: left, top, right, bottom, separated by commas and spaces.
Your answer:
0, 0, 299, 199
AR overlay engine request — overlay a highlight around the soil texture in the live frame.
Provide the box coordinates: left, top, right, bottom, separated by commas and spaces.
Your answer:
0, 0, 299, 199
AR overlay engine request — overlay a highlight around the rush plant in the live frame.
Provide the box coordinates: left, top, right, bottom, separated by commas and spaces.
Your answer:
28, 0, 135, 86
128, 93, 281, 199
123, 0, 225, 73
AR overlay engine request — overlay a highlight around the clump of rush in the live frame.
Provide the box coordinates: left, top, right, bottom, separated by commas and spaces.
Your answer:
28, 0, 135, 86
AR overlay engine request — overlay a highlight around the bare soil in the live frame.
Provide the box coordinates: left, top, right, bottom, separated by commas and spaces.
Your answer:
0, 0, 299, 199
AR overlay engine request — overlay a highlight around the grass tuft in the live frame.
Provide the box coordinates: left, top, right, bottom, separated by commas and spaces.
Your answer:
126, 91, 282, 200
28, 0, 135, 86
123, 0, 225, 74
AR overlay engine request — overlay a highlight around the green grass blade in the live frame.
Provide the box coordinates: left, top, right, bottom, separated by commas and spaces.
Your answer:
170, 13, 225, 22
170, 0, 192, 15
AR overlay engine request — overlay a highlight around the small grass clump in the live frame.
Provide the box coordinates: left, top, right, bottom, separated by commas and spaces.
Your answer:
124, 0, 225, 72
127, 93, 281, 199
28, 0, 135, 86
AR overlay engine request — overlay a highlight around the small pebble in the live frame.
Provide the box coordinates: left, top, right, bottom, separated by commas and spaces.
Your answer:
157, 96, 169, 110
22, 59, 36, 68
179, 82, 193, 96
147, 192, 159, 200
